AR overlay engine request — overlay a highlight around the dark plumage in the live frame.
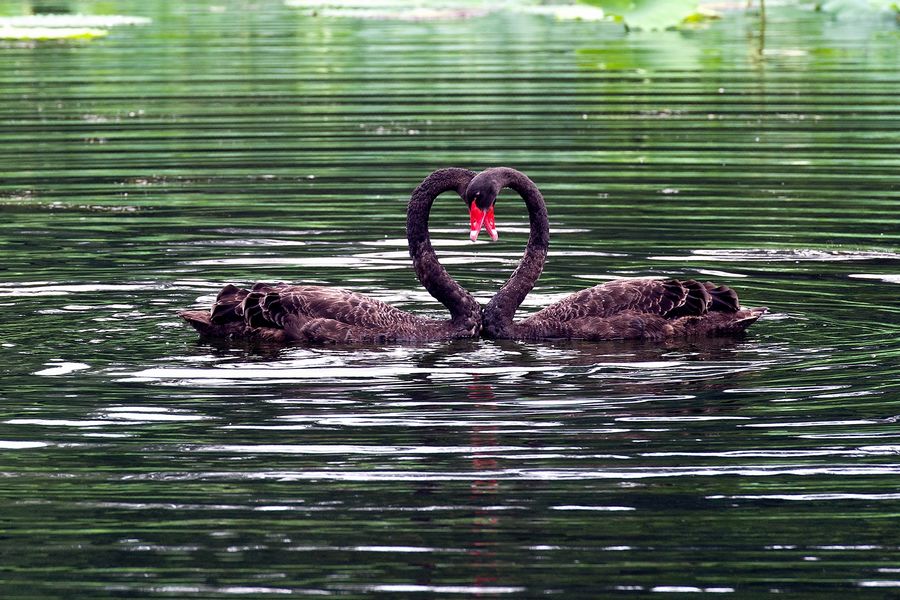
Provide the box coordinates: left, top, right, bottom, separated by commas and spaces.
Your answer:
179, 169, 482, 344
465, 167, 766, 341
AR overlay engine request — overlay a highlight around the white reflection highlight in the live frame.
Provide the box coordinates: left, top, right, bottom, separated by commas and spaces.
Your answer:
124, 364, 553, 382
199, 444, 534, 455
649, 249, 900, 262
352, 584, 524, 594
0, 440, 49, 449
274, 416, 555, 428
743, 419, 880, 428
696, 269, 748, 278
8, 405, 209, 427
34, 362, 89, 376
550, 505, 635, 511
651, 586, 734, 593
125, 464, 900, 483
0, 283, 155, 296
849, 274, 900, 284
708, 493, 900, 501
351, 545, 433, 553
619, 416, 750, 423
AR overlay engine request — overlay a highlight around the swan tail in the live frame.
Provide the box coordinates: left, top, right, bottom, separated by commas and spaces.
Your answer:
180, 283, 251, 335
179, 310, 213, 331
179, 310, 245, 338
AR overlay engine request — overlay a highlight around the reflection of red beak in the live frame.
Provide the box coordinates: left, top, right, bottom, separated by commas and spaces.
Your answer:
469, 204, 498, 242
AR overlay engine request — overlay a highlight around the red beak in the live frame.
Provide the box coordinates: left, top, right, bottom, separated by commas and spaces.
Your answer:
469, 204, 498, 242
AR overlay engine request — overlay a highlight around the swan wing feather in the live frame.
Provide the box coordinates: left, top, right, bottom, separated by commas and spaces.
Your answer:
525, 278, 698, 323
266, 285, 417, 329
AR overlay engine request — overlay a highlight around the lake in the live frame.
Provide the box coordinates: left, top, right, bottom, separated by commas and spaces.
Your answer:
1, 1, 898, 596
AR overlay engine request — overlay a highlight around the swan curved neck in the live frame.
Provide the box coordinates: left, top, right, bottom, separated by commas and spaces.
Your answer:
480, 168, 549, 338
407, 168, 481, 323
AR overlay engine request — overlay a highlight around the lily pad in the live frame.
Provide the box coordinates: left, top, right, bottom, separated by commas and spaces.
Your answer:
521, 5, 607, 20
298, 7, 489, 20
0, 26, 108, 40
0, 14, 151, 27
578, 0, 700, 29
284, 1, 491, 20
818, 0, 900, 18
0, 14, 149, 41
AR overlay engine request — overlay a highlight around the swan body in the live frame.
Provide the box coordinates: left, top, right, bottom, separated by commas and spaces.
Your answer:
180, 168, 482, 344
491, 277, 765, 341
465, 167, 766, 341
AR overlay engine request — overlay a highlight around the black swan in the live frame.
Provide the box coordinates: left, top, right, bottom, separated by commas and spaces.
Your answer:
179, 168, 482, 343
465, 167, 767, 341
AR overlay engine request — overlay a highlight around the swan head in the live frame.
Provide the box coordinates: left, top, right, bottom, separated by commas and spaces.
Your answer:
465, 176, 499, 243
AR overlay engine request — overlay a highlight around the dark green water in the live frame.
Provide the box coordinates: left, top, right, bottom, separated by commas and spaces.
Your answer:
1, 1, 899, 597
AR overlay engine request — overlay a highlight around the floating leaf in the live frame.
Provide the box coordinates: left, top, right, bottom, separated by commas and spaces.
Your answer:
577, 0, 699, 29
817, 0, 900, 17
0, 15, 151, 27
0, 26, 108, 40
294, 7, 488, 20
286, 1, 607, 22
0, 14, 150, 41
520, 5, 607, 20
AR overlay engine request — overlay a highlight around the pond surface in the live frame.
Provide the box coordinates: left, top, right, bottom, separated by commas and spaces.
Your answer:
1, 1, 899, 597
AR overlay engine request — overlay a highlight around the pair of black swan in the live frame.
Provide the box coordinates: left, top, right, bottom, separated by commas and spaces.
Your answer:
179, 167, 765, 343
